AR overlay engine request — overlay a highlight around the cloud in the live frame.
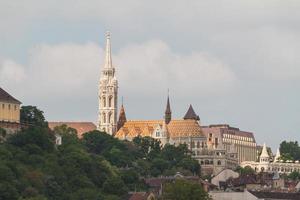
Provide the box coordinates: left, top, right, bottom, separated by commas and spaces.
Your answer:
0, 40, 236, 120
115, 40, 236, 96
0, 59, 26, 86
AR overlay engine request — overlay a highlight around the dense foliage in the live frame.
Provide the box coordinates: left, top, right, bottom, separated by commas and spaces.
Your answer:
280, 141, 300, 161
0, 106, 203, 200
162, 179, 211, 200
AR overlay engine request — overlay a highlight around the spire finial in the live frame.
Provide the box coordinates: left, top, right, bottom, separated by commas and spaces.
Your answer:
104, 31, 112, 68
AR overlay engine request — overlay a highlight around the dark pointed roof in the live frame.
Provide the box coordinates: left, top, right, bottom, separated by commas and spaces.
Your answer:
119, 104, 127, 121
117, 104, 127, 131
165, 96, 171, 114
183, 105, 200, 120
0, 87, 21, 104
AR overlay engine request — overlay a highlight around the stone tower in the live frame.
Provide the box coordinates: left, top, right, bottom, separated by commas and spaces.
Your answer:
98, 31, 118, 135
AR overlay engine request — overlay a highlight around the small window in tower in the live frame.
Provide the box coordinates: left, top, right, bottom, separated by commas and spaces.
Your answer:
109, 96, 113, 107
8, 104, 11, 110
14, 105, 17, 110
156, 131, 160, 137
217, 160, 221, 165
2, 104, 4, 109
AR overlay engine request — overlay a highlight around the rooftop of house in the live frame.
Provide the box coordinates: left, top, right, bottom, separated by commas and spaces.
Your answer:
48, 122, 97, 138
0, 87, 21, 104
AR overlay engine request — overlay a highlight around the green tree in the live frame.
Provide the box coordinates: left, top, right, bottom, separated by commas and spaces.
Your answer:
235, 166, 255, 175
288, 171, 300, 181
103, 176, 128, 197
20, 106, 48, 128
162, 179, 210, 200
280, 141, 300, 161
0, 127, 6, 142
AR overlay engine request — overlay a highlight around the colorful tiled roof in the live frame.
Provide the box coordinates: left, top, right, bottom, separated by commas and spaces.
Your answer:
115, 119, 204, 139
0, 87, 21, 104
48, 122, 97, 138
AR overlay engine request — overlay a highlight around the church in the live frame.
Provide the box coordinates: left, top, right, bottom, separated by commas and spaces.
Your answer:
97, 32, 238, 175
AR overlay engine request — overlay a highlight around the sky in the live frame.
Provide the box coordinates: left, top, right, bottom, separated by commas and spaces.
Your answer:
0, 0, 299, 150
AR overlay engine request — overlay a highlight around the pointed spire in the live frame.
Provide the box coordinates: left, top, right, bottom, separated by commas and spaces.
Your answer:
260, 143, 269, 158
164, 92, 172, 124
117, 102, 127, 131
274, 148, 281, 162
104, 31, 113, 68
183, 104, 200, 120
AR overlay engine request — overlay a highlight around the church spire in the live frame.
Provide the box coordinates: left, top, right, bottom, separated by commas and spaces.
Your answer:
117, 100, 127, 131
164, 93, 172, 124
104, 31, 113, 69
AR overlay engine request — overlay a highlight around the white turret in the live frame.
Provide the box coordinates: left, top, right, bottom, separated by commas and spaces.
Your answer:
260, 143, 270, 163
274, 148, 281, 163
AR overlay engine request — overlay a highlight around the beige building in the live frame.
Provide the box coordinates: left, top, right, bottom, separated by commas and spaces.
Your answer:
0, 87, 22, 134
0, 87, 21, 123
202, 124, 257, 163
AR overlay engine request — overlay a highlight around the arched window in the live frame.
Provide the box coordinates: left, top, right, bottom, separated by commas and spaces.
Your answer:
217, 160, 221, 165
205, 160, 209, 165
102, 113, 106, 123
108, 112, 112, 123
108, 96, 113, 107
102, 96, 106, 107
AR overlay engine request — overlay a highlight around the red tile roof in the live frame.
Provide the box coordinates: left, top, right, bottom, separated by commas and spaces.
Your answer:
48, 122, 96, 138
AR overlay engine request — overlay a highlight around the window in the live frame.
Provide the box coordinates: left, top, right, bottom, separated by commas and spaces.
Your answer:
102, 113, 106, 123
108, 112, 112, 123
102, 96, 106, 107
8, 104, 11, 110
108, 96, 113, 107
197, 141, 200, 148
217, 160, 221, 165
156, 131, 160, 137
191, 142, 195, 148
2, 104, 4, 109
14, 105, 17, 110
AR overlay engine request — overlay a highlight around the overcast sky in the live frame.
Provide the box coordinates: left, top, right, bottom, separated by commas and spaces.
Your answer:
1, 0, 299, 150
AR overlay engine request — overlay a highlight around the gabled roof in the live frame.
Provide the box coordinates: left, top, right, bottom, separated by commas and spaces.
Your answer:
0, 87, 21, 104
183, 105, 199, 120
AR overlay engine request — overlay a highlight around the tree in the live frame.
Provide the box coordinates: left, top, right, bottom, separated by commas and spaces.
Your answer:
103, 176, 128, 197
235, 166, 255, 175
20, 106, 48, 128
288, 171, 300, 181
0, 127, 7, 142
162, 179, 210, 200
280, 141, 300, 161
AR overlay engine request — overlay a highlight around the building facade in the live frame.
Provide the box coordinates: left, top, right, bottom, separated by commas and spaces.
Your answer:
241, 143, 300, 174
97, 32, 118, 135
202, 124, 257, 163
115, 97, 238, 175
0, 87, 22, 135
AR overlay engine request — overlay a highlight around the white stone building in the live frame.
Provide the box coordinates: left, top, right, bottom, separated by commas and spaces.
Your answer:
97, 32, 118, 135
241, 143, 300, 174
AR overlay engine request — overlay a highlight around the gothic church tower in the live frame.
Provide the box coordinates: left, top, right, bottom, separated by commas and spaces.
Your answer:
98, 32, 118, 135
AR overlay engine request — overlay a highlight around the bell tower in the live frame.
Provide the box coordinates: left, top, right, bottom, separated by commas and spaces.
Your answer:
97, 31, 118, 135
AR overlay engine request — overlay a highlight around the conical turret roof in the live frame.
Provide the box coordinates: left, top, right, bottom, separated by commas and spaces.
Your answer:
183, 104, 200, 120
260, 143, 269, 158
